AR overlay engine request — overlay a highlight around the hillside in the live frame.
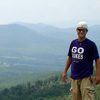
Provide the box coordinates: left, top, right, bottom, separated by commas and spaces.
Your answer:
14, 22, 100, 54
0, 23, 70, 78
14, 22, 100, 41
0, 71, 61, 90
0, 23, 100, 57
0, 23, 100, 92
0, 24, 67, 56
0, 72, 100, 100
0, 73, 71, 100
14, 22, 77, 40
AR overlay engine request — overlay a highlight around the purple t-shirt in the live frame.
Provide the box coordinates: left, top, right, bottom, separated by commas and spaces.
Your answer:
68, 38, 99, 79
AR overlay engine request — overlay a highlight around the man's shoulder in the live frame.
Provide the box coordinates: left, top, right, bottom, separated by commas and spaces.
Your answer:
86, 38, 95, 45
71, 39, 77, 43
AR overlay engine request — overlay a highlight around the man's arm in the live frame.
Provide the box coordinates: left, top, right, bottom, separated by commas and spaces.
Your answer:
62, 56, 72, 82
95, 58, 100, 85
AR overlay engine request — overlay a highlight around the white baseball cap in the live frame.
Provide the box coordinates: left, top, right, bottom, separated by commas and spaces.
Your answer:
77, 21, 88, 30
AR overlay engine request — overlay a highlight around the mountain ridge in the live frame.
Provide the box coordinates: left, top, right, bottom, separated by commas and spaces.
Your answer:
0, 22, 100, 57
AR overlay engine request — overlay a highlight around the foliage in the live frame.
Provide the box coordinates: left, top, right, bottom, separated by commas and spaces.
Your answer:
0, 68, 100, 100
0, 55, 66, 90
0, 71, 61, 90
0, 73, 71, 100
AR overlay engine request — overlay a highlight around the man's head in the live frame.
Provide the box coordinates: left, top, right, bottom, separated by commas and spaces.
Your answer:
76, 21, 88, 40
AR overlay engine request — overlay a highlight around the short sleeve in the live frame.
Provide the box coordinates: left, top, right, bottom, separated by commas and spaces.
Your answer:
92, 43, 99, 60
68, 42, 72, 57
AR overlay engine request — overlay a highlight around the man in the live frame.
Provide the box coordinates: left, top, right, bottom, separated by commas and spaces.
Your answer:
62, 21, 100, 100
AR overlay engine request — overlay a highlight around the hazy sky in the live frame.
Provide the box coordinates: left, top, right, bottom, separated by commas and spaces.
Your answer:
0, 0, 100, 27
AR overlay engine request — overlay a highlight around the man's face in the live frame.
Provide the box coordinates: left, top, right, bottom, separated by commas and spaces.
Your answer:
76, 27, 88, 39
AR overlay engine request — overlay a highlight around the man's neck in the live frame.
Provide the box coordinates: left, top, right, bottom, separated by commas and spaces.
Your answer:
78, 37, 86, 42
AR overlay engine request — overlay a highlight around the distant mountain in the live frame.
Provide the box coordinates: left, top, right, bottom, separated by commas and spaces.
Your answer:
17, 22, 100, 42
13, 22, 77, 40
0, 23, 100, 57
87, 25, 100, 41
0, 24, 39, 47
0, 24, 70, 57
13, 22, 100, 41
0, 24, 60, 47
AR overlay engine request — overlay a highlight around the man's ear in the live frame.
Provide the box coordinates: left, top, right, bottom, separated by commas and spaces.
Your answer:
86, 30, 88, 33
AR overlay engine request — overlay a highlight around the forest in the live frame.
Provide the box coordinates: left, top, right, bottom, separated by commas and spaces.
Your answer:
0, 72, 100, 100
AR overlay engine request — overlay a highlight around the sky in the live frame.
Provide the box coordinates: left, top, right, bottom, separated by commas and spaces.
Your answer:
0, 0, 100, 28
